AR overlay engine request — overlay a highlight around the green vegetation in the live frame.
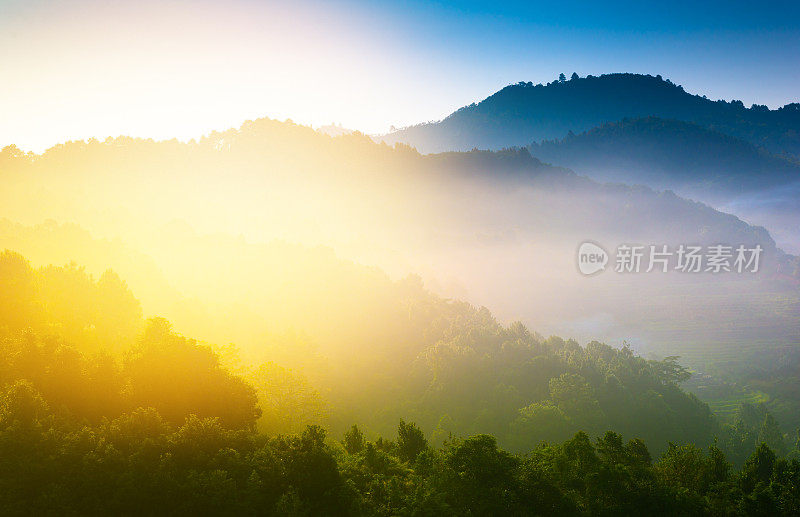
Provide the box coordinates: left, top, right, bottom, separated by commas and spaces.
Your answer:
2, 386, 799, 515
706, 391, 770, 419
2, 248, 799, 514
1, 111, 799, 516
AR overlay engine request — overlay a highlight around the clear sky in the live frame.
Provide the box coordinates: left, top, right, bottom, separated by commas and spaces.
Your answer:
2, 0, 799, 151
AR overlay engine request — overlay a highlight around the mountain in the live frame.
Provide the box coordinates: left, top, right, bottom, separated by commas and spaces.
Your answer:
530, 117, 800, 195
2, 118, 799, 376
381, 73, 800, 157
528, 117, 800, 253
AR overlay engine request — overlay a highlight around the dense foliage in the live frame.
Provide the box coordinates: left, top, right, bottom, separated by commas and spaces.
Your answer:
1, 392, 798, 516
1, 249, 799, 514
3, 248, 790, 459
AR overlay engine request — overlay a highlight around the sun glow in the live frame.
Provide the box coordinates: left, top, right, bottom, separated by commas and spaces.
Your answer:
0, 0, 463, 151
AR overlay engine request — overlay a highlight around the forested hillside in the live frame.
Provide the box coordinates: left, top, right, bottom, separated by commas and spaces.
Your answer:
1, 249, 798, 515
5, 1, 799, 514
2, 118, 800, 516
0, 250, 793, 457
382, 73, 800, 156
530, 117, 800, 196
2, 120, 797, 374
528, 117, 800, 253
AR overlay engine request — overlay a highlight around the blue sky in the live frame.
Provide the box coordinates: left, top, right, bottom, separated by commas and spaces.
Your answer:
1, 0, 798, 150
355, 0, 800, 104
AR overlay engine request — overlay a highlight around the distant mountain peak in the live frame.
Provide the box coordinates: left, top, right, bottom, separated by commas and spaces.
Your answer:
381, 73, 800, 157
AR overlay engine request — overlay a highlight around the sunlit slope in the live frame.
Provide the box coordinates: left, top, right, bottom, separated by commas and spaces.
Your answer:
0, 248, 728, 454
1, 118, 798, 372
0, 220, 432, 374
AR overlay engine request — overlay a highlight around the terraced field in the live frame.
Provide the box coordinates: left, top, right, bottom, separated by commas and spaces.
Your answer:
704, 390, 771, 419
615, 277, 800, 373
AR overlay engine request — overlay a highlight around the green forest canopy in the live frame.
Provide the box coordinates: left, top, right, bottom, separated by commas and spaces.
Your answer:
1, 249, 799, 514
0, 249, 795, 453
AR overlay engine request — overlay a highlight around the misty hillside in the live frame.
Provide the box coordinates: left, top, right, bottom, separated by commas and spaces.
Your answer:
3, 118, 800, 514
530, 117, 800, 196
0, 119, 789, 270
381, 73, 800, 156
2, 118, 799, 377
528, 117, 800, 253
3, 246, 797, 516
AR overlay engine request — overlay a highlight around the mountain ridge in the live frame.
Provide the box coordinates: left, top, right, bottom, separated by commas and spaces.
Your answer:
381, 73, 800, 156
529, 116, 800, 195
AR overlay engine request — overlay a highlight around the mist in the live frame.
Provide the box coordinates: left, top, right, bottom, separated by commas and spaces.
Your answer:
2, 121, 796, 381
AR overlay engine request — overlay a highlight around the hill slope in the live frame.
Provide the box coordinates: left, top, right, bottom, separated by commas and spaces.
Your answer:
528, 117, 800, 252
530, 117, 800, 194
1, 118, 798, 373
382, 73, 800, 156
